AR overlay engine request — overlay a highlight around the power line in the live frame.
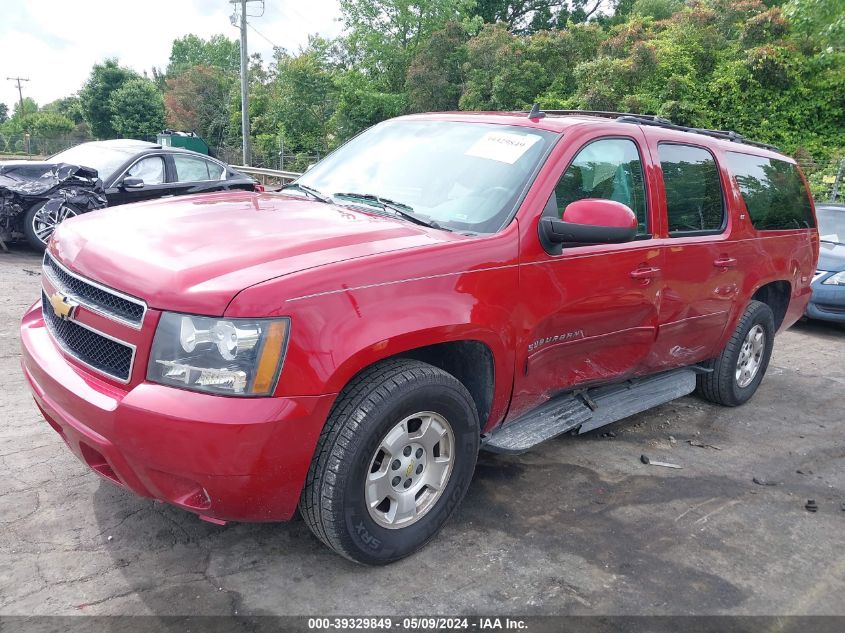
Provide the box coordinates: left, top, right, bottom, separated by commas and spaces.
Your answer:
247, 22, 279, 50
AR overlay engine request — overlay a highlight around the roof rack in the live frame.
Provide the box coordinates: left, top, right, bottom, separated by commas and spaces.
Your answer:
522, 105, 780, 153
615, 115, 781, 152
542, 109, 673, 124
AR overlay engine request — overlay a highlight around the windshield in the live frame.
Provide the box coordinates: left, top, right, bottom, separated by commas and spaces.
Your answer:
296, 119, 557, 233
817, 207, 845, 244
50, 143, 135, 182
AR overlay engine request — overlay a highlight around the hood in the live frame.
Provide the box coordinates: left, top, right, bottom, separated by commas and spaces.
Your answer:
0, 162, 101, 197
818, 240, 845, 273
50, 190, 457, 315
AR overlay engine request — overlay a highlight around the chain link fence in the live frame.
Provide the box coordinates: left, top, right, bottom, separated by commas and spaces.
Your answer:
0, 134, 320, 175
0, 134, 80, 158
796, 155, 845, 203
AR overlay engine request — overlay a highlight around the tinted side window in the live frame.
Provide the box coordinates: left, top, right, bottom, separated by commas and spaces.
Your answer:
552, 138, 648, 234
658, 144, 725, 234
724, 152, 815, 229
173, 155, 223, 182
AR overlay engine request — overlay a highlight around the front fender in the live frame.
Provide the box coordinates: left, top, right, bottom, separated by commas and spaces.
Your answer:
225, 231, 521, 429
282, 269, 516, 426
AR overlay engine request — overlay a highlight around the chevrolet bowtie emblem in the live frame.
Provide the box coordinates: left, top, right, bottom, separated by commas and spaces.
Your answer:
49, 292, 77, 320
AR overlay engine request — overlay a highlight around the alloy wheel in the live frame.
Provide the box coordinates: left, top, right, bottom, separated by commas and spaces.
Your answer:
365, 411, 455, 529
736, 324, 766, 388
32, 203, 77, 245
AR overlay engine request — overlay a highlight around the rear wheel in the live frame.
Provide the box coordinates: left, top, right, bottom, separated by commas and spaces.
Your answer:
23, 200, 78, 251
696, 300, 775, 406
299, 359, 479, 564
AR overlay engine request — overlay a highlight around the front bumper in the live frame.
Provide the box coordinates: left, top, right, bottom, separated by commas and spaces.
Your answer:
806, 276, 845, 324
20, 302, 336, 522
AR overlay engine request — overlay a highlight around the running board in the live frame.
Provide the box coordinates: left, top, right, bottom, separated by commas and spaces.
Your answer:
482, 368, 697, 454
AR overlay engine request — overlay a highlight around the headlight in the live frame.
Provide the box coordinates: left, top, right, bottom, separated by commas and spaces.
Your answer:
822, 271, 845, 286
147, 312, 289, 396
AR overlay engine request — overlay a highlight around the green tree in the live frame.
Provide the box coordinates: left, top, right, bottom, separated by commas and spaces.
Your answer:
340, 0, 472, 91
405, 21, 469, 112
41, 96, 86, 125
167, 34, 240, 76
165, 65, 235, 143
12, 97, 39, 119
0, 103, 7, 124
630, 0, 683, 21
472, 0, 610, 32
29, 111, 75, 138
2, 97, 40, 134
80, 59, 140, 138
331, 71, 407, 143
109, 79, 166, 139
783, 0, 845, 52
269, 51, 339, 155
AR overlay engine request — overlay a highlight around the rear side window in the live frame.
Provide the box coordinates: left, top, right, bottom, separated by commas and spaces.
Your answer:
658, 144, 725, 235
724, 152, 815, 230
173, 155, 225, 182
552, 138, 648, 234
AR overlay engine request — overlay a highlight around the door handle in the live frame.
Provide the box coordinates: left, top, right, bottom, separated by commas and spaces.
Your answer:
630, 266, 661, 280
713, 257, 737, 268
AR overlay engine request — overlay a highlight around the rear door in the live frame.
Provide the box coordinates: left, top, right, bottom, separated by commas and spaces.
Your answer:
168, 154, 230, 197
645, 137, 738, 369
512, 130, 663, 418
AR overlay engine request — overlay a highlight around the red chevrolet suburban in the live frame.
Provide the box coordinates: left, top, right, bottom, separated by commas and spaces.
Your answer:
20, 110, 819, 564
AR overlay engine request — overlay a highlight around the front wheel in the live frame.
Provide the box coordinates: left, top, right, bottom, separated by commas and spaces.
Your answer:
23, 200, 79, 251
696, 300, 775, 407
299, 359, 479, 564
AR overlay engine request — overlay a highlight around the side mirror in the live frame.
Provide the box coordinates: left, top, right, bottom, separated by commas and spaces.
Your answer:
122, 176, 144, 189
539, 199, 637, 250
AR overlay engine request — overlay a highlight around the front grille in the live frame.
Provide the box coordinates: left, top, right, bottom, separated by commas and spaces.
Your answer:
43, 253, 146, 327
42, 291, 134, 382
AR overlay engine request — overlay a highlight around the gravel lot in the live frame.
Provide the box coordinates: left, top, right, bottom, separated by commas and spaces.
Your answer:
1, 243, 844, 617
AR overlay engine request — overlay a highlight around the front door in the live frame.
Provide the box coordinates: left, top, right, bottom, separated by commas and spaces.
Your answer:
511, 133, 663, 419
107, 155, 173, 206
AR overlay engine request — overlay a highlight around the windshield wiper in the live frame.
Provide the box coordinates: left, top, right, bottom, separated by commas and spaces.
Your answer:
280, 182, 332, 203
332, 192, 451, 231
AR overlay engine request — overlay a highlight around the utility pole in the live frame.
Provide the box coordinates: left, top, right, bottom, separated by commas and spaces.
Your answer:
7, 77, 31, 155
6, 76, 29, 118
230, 0, 262, 166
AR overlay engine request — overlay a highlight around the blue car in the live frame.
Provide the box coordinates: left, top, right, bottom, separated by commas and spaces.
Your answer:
807, 203, 845, 323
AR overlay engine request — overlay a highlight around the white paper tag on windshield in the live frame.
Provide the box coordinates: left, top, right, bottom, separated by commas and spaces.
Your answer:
465, 131, 541, 164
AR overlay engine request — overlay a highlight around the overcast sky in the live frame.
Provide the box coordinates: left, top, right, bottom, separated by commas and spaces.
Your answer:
0, 0, 342, 112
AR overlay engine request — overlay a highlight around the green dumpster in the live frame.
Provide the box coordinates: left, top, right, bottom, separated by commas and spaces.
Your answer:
157, 130, 210, 156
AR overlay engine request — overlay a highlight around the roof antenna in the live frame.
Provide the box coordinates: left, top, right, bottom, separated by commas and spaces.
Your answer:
528, 103, 545, 119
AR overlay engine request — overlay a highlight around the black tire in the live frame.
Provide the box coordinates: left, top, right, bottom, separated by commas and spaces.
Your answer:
299, 358, 479, 565
22, 200, 78, 252
696, 300, 775, 407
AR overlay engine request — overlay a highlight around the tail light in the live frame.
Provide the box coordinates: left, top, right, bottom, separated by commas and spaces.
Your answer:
253, 182, 265, 192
